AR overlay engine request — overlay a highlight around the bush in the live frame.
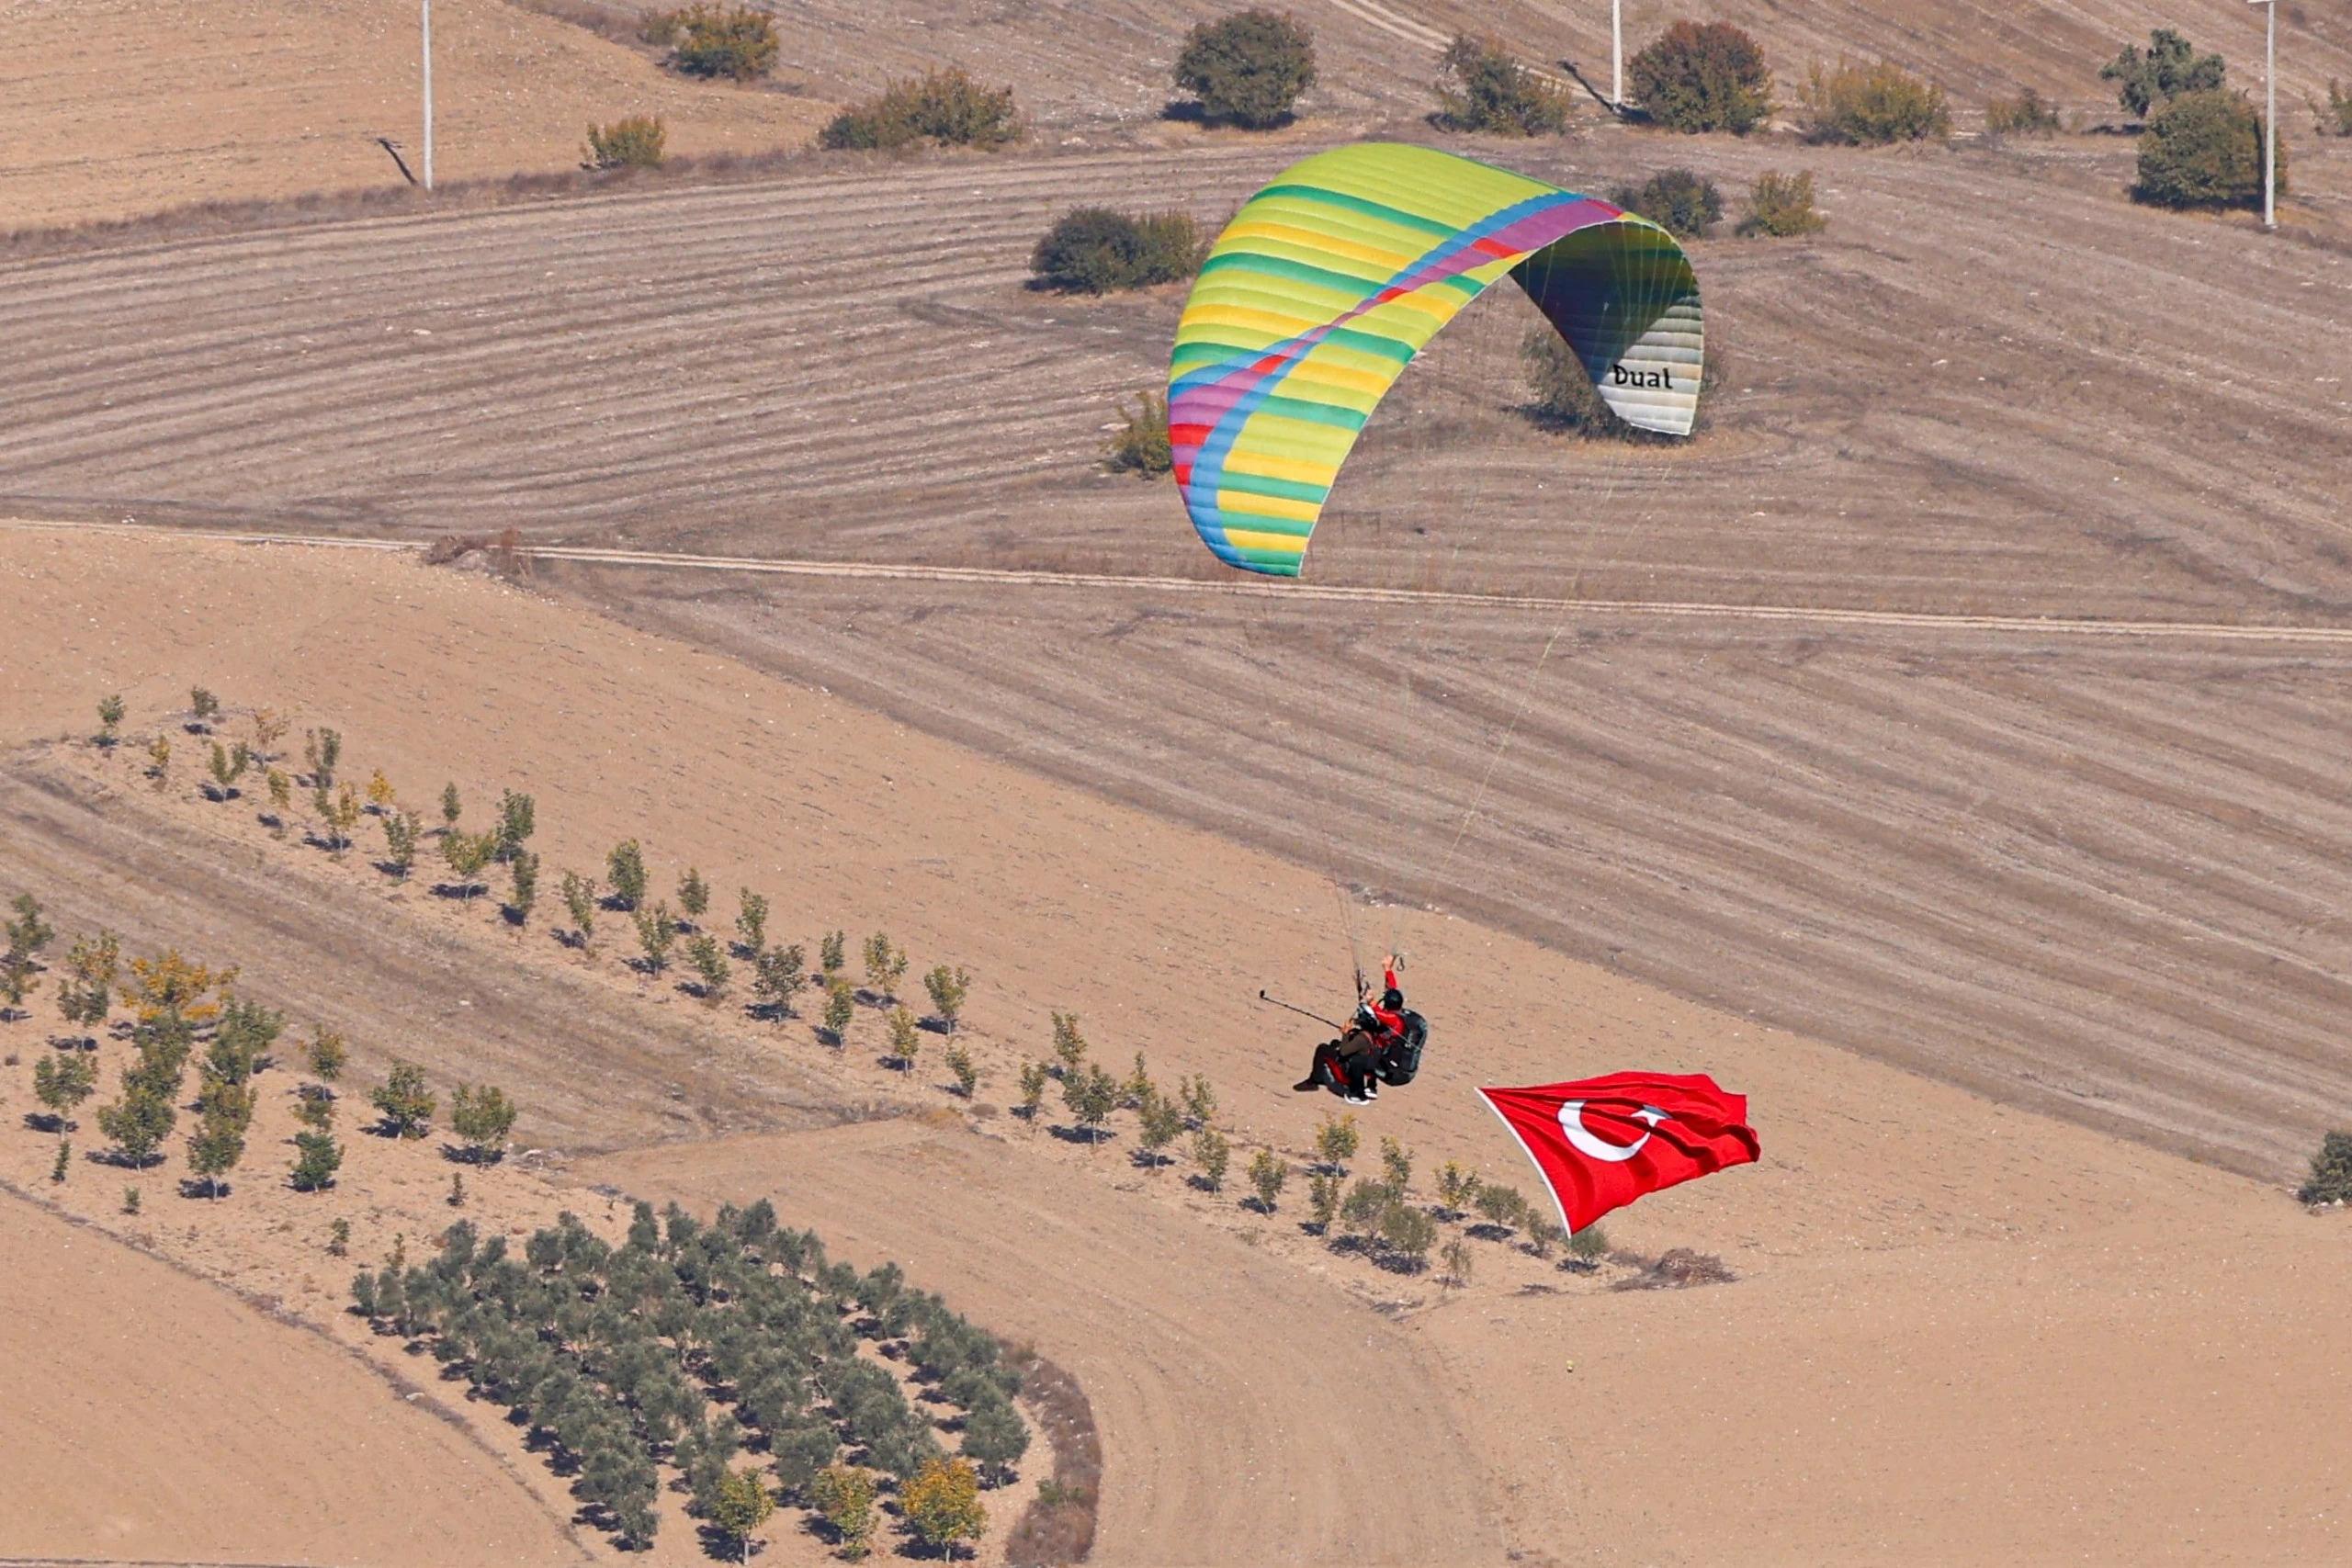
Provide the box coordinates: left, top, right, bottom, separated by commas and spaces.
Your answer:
2298, 1131, 2352, 1205
821, 978, 855, 1044
1104, 392, 1172, 479
734, 888, 768, 953
561, 871, 597, 942
676, 866, 709, 920
1192, 1126, 1230, 1190
1737, 168, 1826, 237
1136, 1090, 1182, 1163
96, 693, 124, 746
1378, 1201, 1437, 1268
2101, 28, 2223, 120
1521, 327, 1612, 430
1434, 1160, 1480, 1213
584, 116, 665, 171
2321, 81, 2352, 138
1248, 1147, 1288, 1211
1017, 1059, 1048, 1118
649, 4, 777, 81
1338, 1178, 1393, 1235
820, 930, 847, 976
1984, 86, 2061, 138
635, 902, 678, 971
1432, 34, 1566, 135
686, 933, 730, 998
1050, 1011, 1087, 1073
1568, 1222, 1611, 1262
1064, 1064, 1118, 1142
1306, 1170, 1341, 1228
305, 1027, 347, 1080
862, 932, 906, 998
2134, 90, 2283, 209
369, 1059, 435, 1138
944, 1043, 978, 1097
752, 942, 806, 1016
923, 964, 970, 1029
1031, 209, 1204, 293
1473, 1183, 1527, 1229
1798, 60, 1951, 145
1174, 9, 1316, 128
1378, 1134, 1412, 1193
1628, 21, 1772, 134
888, 1006, 921, 1068
1612, 167, 1722, 237
820, 66, 1023, 152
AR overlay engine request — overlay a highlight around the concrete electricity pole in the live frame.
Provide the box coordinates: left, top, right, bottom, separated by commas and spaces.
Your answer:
422, 0, 435, 192
2254, 0, 2276, 230
1611, 0, 1624, 109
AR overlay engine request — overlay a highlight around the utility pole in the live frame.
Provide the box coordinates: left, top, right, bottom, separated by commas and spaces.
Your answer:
422, 0, 435, 192
1611, 0, 1623, 110
2256, 0, 2277, 230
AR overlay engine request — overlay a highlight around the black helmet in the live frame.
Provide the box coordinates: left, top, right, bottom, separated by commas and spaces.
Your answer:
1382, 987, 1404, 1011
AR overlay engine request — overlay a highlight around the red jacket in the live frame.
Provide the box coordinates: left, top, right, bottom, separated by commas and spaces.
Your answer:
1359, 965, 1405, 1039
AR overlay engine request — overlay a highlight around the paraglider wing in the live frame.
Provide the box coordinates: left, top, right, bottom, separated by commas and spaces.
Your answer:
1169, 142, 1703, 578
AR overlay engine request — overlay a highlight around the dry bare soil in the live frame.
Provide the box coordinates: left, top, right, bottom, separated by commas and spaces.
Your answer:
3, 530, 2349, 1568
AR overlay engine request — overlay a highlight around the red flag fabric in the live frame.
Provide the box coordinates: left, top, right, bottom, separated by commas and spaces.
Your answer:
1477, 1072, 1758, 1234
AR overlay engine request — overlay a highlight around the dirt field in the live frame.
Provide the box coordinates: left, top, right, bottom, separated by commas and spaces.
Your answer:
3, 530, 2346, 1566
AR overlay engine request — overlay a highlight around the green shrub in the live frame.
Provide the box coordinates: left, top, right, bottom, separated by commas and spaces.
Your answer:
635, 902, 678, 971
1434, 1160, 1480, 1213
1248, 1147, 1287, 1210
1799, 60, 1951, 144
734, 888, 768, 953
1521, 327, 1612, 430
606, 840, 648, 909
1628, 21, 1772, 134
96, 693, 124, 746
820, 66, 1022, 152
649, 4, 778, 81
821, 978, 855, 1044
809, 1464, 877, 1556
1306, 1170, 1341, 1228
862, 932, 906, 998
1378, 1134, 1412, 1193
1612, 167, 1722, 237
450, 1083, 518, 1160
888, 1005, 921, 1069
305, 1027, 347, 1080
1064, 1063, 1119, 1142
820, 929, 846, 976
1568, 1222, 1611, 1262
1174, 8, 1316, 128
1379, 1201, 1437, 1267
1432, 34, 1566, 135
1031, 209, 1204, 293
752, 942, 806, 1016
290, 1131, 343, 1190
2320, 81, 2352, 137
677, 866, 709, 919
560, 871, 597, 941
1984, 86, 2061, 137
922, 964, 970, 1029
1050, 1010, 1087, 1073
1338, 1178, 1394, 1235
1473, 1182, 1527, 1229
583, 115, 666, 169
1104, 391, 1172, 479
33, 1051, 98, 1127
2101, 28, 2223, 120
1192, 1126, 1231, 1190
1738, 168, 1826, 236
2134, 89, 2283, 209
943, 1043, 978, 1097
1313, 1111, 1359, 1169
2298, 1130, 2352, 1205
1017, 1059, 1048, 1117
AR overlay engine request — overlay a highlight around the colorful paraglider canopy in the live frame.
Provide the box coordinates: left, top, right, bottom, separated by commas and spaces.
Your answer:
1169, 142, 1704, 577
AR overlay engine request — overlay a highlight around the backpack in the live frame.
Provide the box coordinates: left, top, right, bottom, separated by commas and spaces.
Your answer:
1375, 1011, 1428, 1085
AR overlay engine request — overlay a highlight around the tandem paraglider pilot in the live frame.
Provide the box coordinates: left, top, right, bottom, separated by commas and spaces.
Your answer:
1295, 954, 1428, 1105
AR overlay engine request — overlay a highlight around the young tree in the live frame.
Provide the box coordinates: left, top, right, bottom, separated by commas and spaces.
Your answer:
1173, 8, 1316, 127
366, 770, 397, 811
943, 1043, 978, 1098
1441, 1234, 1475, 1287
381, 807, 422, 876
1379, 1135, 1413, 1194
1064, 1063, 1118, 1143
751, 942, 806, 1017
96, 1080, 175, 1168
959, 1399, 1029, 1483
33, 1051, 98, 1128
441, 829, 494, 896
96, 693, 125, 748
1474, 1183, 1528, 1231
888, 1006, 922, 1071
292, 1132, 344, 1190
1432, 34, 1567, 135
560, 871, 599, 944
187, 1106, 247, 1198
326, 1217, 349, 1254
923, 964, 971, 1030
146, 733, 171, 790
56, 929, 120, 1026
606, 840, 648, 908
677, 866, 710, 921
305, 1027, 347, 1080
1181, 1073, 1217, 1128
51, 1139, 71, 1183
1136, 1090, 1183, 1166
734, 888, 769, 953
1568, 1223, 1611, 1264
2102, 27, 2225, 120
1306, 1171, 1342, 1230
124, 1185, 141, 1213
494, 790, 536, 862
294, 1083, 337, 1130
204, 739, 248, 800
369, 1059, 436, 1138
1248, 1147, 1288, 1212
634, 902, 678, 972
862, 932, 906, 998
249, 707, 288, 759
450, 1083, 519, 1161
819, 929, 846, 977
821, 978, 856, 1045
1050, 1010, 1087, 1076
1016, 1059, 1048, 1119
1435, 1161, 1481, 1215
306, 727, 342, 787
0, 947, 39, 1010
448, 1171, 467, 1207
1379, 1201, 1437, 1269
189, 686, 221, 728
809, 1463, 876, 1558
900, 1455, 986, 1554
506, 850, 540, 923
264, 767, 292, 829
6, 892, 54, 962
2298, 1131, 2352, 1205
1192, 1126, 1232, 1190
2134, 89, 2281, 209
439, 781, 463, 829
709, 1466, 775, 1562
1314, 1111, 1360, 1170
686, 933, 730, 998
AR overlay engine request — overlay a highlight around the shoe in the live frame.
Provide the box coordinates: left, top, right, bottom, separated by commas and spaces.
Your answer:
1293, 1077, 1322, 1093
1343, 1091, 1371, 1105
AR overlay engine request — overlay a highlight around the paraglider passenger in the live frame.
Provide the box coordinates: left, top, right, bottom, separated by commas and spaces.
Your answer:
1294, 956, 1410, 1104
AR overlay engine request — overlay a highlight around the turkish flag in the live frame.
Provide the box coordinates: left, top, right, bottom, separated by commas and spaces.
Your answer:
1476, 1072, 1758, 1234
